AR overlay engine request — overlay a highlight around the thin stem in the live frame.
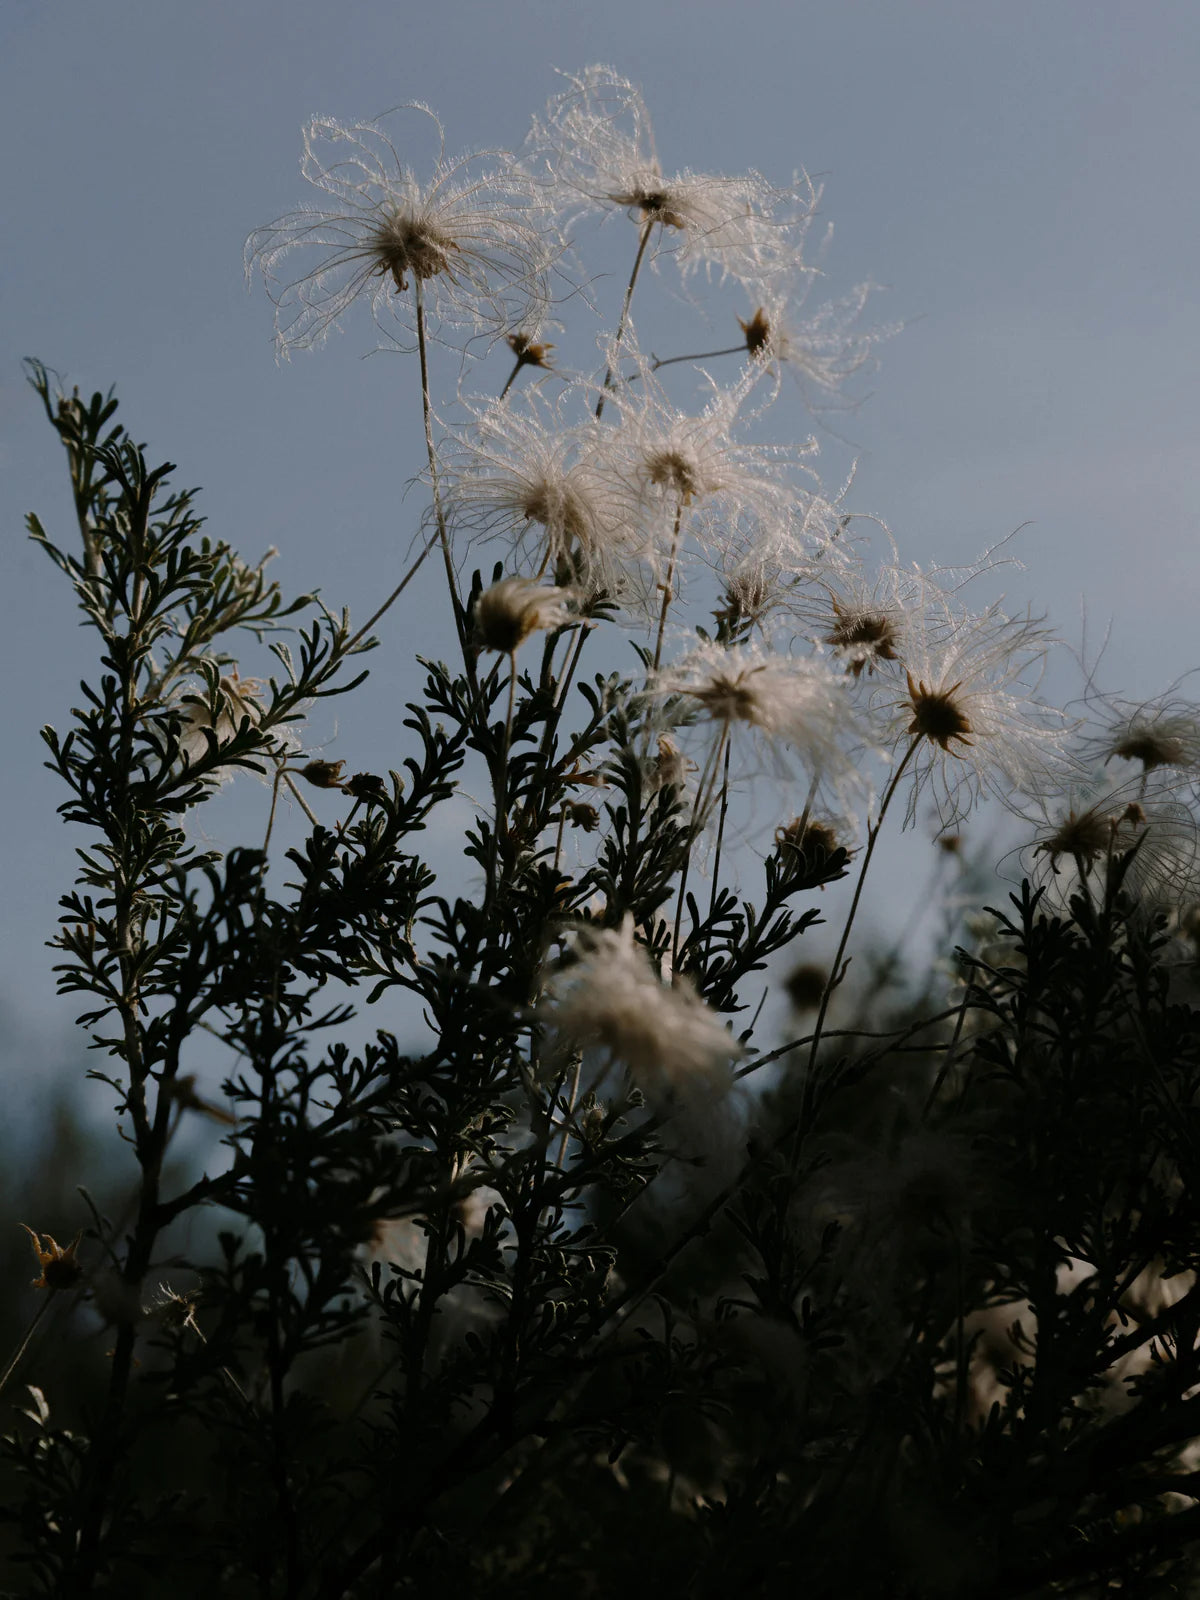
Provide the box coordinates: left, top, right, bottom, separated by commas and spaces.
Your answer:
342, 528, 441, 655
672, 728, 728, 970
0, 1295, 54, 1397
282, 771, 320, 829
595, 221, 655, 420
803, 738, 922, 1083
498, 359, 523, 401
704, 740, 734, 955
651, 501, 685, 673
488, 653, 519, 904
555, 1054, 584, 1169
414, 280, 466, 653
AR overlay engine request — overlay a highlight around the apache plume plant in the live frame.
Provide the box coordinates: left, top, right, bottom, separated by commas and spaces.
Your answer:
10, 65, 1200, 1600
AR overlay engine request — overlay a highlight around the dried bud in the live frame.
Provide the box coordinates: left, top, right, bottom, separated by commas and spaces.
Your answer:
169, 1075, 237, 1127
343, 771, 389, 803
650, 735, 694, 794
937, 833, 963, 855
299, 758, 347, 790
738, 307, 771, 356
784, 963, 828, 1012
21, 1226, 83, 1291
507, 330, 555, 369
563, 800, 600, 833
475, 577, 573, 654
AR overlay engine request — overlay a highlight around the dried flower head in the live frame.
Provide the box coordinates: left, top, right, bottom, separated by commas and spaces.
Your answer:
445, 400, 641, 598
736, 277, 896, 410
299, 758, 348, 790
1082, 693, 1200, 782
248, 106, 555, 353
652, 640, 863, 799
527, 66, 815, 286
544, 915, 742, 1093
873, 583, 1076, 827
506, 329, 555, 370
1025, 775, 1200, 912
475, 576, 573, 653
21, 1226, 83, 1291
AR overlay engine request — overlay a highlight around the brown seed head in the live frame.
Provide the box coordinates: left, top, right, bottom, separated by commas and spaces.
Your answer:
1040, 809, 1119, 866
646, 449, 705, 503
1112, 732, 1186, 771
21, 1226, 83, 1292
506, 331, 555, 369
906, 672, 974, 752
521, 481, 591, 543
475, 577, 571, 654
371, 213, 458, 291
825, 602, 900, 676
776, 817, 840, 861
717, 570, 772, 626
608, 186, 689, 230
738, 307, 771, 357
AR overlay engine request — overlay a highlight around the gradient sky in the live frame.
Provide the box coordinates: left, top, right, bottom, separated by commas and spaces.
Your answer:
4, 1, 1200, 1109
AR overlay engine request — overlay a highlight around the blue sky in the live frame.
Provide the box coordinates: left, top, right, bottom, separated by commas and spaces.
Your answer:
4, 1, 1200, 1101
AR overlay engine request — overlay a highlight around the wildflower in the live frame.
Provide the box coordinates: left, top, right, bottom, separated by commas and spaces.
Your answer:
527, 66, 814, 285
247, 106, 554, 354
445, 399, 640, 597
1024, 775, 1200, 912
1081, 692, 1200, 781
872, 583, 1076, 827
603, 367, 815, 581
652, 640, 864, 800
737, 277, 896, 410
474, 576, 573, 654
544, 914, 742, 1092
21, 1226, 83, 1291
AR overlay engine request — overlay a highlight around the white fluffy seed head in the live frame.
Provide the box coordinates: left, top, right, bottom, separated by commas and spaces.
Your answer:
543, 915, 742, 1095
247, 105, 557, 354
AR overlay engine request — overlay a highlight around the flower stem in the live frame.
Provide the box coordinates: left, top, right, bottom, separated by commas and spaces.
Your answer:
414, 280, 467, 654
0, 1294, 54, 1398
798, 736, 922, 1120
499, 359, 523, 400
595, 220, 655, 420
651, 501, 685, 673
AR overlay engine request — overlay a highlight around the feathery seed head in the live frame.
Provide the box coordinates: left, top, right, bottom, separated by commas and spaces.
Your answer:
826, 599, 901, 677
475, 577, 573, 653
1026, 775, 1200, 912
527, 66, 815, 286
544, 915, 742, 1093
873, 579, 1076, 827
248, 106, 555, 354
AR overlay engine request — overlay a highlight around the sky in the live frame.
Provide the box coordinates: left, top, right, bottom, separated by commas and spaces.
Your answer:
3, 0, 1200, 1114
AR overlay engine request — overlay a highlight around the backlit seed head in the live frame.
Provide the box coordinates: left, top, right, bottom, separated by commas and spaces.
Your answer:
825, 601, 900, 676
1040, 809, 1119, 866
776, 816, 840, 861
369, 214, 457, 291
607, 184, 690, 230
475, 576, 572, 653
645, 449, 706, 503
1112, 732, 1186, 771
906, 672, 974, 752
